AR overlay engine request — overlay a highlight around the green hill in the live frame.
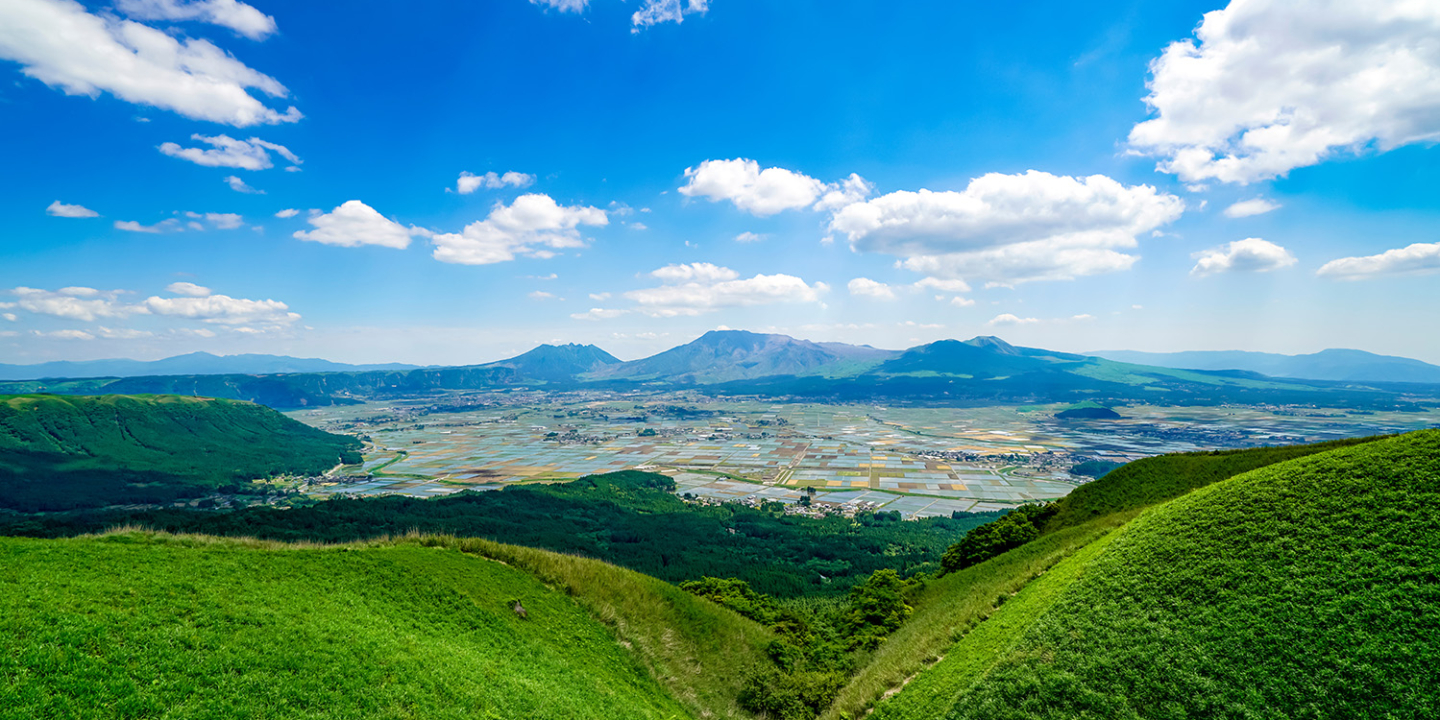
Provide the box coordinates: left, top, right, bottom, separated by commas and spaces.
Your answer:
0, 530, 772, 720
867, 430, 1440, 719
0, 394, 361, 511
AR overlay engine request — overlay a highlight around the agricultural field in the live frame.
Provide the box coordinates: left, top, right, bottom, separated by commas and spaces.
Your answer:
287, 391, 1440, 517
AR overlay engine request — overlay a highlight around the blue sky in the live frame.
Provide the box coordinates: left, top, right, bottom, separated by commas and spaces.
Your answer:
3, 0, 1439, 365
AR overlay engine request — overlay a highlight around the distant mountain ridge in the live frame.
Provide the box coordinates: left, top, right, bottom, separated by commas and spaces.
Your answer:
482, 343, 622, 382
0, 352, 420, 381
593, 329, 899, 383
1088, 348, 1440, 384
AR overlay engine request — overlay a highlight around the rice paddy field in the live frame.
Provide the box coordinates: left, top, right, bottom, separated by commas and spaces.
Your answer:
288, 393, 1440, 517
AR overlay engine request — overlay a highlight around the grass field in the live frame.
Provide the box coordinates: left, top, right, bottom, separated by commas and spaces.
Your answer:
0, 531, 773, 720
872, 429, 1440, 719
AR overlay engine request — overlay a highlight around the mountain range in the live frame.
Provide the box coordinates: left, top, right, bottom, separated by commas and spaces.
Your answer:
1088, 348, 1440, 384
4, 331, 1438, 410
0, 352, 419, 381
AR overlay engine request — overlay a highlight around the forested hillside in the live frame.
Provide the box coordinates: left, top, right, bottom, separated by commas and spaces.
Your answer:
0, 395, 361, 511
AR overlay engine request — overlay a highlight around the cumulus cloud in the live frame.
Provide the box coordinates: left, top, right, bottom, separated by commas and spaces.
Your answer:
847, 277, 896, 300
832, 171, 1183, 286
1223, 198, 1281, 218
34, 329, 96, 340
295, 201, 418, 249
429, 194, 607, 265
987, 313, 1039, 326
159, 134, 300, 170
651, 262, 737, 284
632, 0, 708, 29
456, 171, 535, 194
680, 158, 870, 217
274, 208, 299, 218
115, 0, 276, 40
1191, 238, 1297, 276
621, 262, 827, 317
1129, 0, 1440, 184
166, 281, 211, 297
186, 211, 244, 229
0, 0, 301, 125
114, 218, 181, 233
530, 0, 588, 12
572, 307, 628, 320
912, 277, 972, 294
735, 231, 765, 243
8, 287, 144, 321
46, 200, 99, 218
224, 175, 262, 194
1317, 242, 1440, 280
528, 291, 557, 300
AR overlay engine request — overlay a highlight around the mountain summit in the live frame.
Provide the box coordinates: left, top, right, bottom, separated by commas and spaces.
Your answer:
596, 330, 897, 383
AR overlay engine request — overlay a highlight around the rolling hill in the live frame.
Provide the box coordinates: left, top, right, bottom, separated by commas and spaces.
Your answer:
0, 394, 361, 511
842, 431, 1439, 720
1090, 347, 1440, 384
0, 531, 773, 720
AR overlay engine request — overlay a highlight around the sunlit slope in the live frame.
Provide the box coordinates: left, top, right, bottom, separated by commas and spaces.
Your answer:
886, 430, 1440, 719
0, 532, 772, 720
1041, 433, 1386, 532
0, 394, 361, 511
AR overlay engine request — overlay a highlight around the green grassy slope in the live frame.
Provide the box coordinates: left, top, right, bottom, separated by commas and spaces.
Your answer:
823, 511, 1137, 720
0, 531, 773, 720
0, 394, 361, 511
884, 430, 1440, 719
1042, 434, 1386, 532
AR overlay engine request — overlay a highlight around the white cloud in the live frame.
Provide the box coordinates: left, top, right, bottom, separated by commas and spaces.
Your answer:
114, 218, 181, 233
621, 263, 827, 317
1, 313, 16, 322
0, 0, 301, 125
1317, 242, 1440, 281
142, 291, 298, 327
847, 277, 896, 300
529, 290, 557, 300
429, 194, 607, 265
115, 0, 276, 40
632, 0, 708, 29
274, 208, 299, 218
159, 134, 300, 170
651, 262, 737, 284
572, 307, 628, 320
987, 313, 1039, 326
831, 171, 1183, 286
224, 175, 263, 194
186, 211, 244, 229
456, 171, 536, 194
166, 281, 211, 297
735, 231, 765, 243
813, 173, 875, 212
681, 158, 832, 216
530, 0, 588, 12
95, 326, 153, 339
1130, 0, 1440, 184
295, 201, 417, 249
9, 287, 144, 321
950, 296, 976, 307
912, 277, 972, 294
589, 292, 611, 301
1191, 238, 1297, 276
34, 329, 95, 340
46, 200, 99, 218
1223, 198, 1281, 218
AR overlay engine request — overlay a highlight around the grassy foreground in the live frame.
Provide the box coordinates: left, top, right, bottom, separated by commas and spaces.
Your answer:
878, 429, 1440, 719
0, 531, 772, 720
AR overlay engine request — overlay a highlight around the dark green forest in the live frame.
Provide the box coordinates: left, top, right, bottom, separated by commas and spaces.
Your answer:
0, 470, 993, 597
0, 394, 361, 511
